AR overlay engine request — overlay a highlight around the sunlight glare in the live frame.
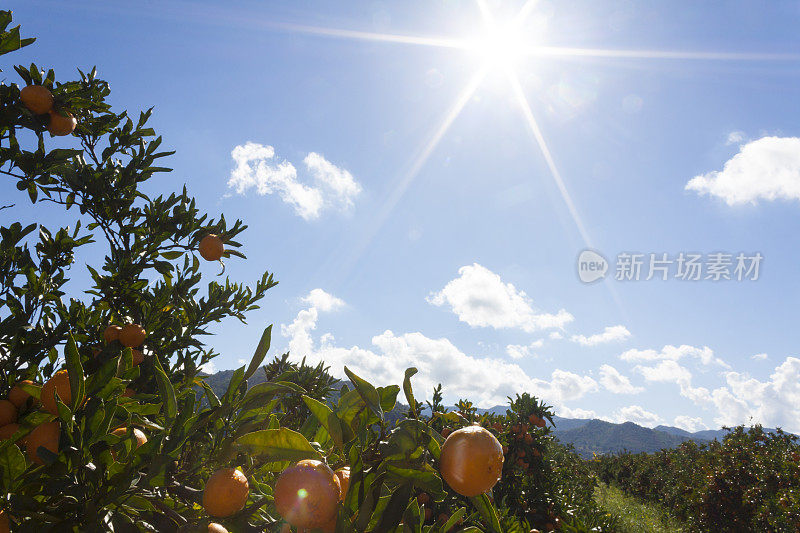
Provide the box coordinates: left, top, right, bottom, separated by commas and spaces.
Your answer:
469, 24, 526, 71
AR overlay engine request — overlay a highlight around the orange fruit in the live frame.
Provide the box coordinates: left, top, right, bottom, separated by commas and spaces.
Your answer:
207, 524, 228, 533
203, 467, 249, 518
41, 370, 73, 415
47, 110, 77, 136
111, 427, 147, 449
199, 234, 224, 261
132, 349, 145, 366
0, 509, 8, 533
274, 459, 340, 528
20, 85, 54, 114
119, 324, 146, 348
0, 400, 18, 426
439, 425, 504, 497
319, 514, 338, 533
26, 421, 60, 464
0, 423, 22, 445
104, 325, 123, 344
334, 467, 350, 500
8, 380, 35, 409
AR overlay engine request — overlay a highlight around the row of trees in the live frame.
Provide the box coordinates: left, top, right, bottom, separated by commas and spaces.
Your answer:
594, 425, 800, 531
0, 11, 616, 532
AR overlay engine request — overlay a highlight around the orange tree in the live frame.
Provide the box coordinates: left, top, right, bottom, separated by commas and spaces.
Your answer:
0, 12, 616, 532
595, 425, 800, 531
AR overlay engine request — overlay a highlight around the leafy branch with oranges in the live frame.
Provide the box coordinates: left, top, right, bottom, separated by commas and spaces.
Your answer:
0, 10, 615, 533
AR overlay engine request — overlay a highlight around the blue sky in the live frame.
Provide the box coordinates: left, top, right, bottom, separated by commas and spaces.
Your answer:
5, 0, 800, 433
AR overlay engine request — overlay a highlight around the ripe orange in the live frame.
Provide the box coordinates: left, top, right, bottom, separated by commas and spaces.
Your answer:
199, 234, 225, 261
274, 459, 341, 528
20, 85, 54, 114
207, 524, 228, 533
132, 349, 145, 366
0, 423, 21, 445
439, 425, 504, 497
319, 514, 338, 533
0, 400, 17, 426
416, 493, 430, 505
41, 370, 73, 415
8, 380, 35, 409
0, 509, 8, 533
104, 325, 123, 343
47, 110, 77, 136
111, 427, 147, 449
119, 324, 146, 348
203, 467, 249, 518
334, 467, 350, 499
26, 421, 60, 464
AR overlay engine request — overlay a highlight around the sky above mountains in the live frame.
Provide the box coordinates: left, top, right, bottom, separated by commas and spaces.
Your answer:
5, 0, 800, 433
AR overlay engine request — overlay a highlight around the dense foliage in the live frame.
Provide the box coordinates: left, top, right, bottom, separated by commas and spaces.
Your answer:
0, 12, 621, 532
594, 425, 800, 532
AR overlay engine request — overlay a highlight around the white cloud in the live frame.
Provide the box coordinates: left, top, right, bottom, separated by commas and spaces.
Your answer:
726, 131, 745, 145
549, 331, 564, 340
199, 360, 217, 374
686, 136, 800, 206
559, 406, 596, 419
611, 405, 662, 427
505, 339, 544, 360
673, 415, 707, 432
572, 325, 631, 346
711, 357, 800, 433
751, 353, 768, 361
427, 264, 573, 332
282, 288, 596, 408
599, 364, 643, 394
620, 344, 729, 368
633, 355, 800, 434
302, 288, 345, 312
237, 358, 247, 366
634, 360, 711, 404
228, 142, 361, 220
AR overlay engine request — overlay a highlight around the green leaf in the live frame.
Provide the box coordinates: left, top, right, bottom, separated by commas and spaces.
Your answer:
374, 484, 412, 532
152, 357, 177, 424
199, 380, 221, 408
442, 507, 467, 532
236, 428, 322, 464
160, 250, 183, 260
0, 442, 26, 491
378, 385, 400, 412
403, 367, 418, 417
385, 464, 443, 493
302, 395, 344, 449
470, 493, 502, 533
240, 380, 305, 410
344, 366, 383, 420
244, 325, 271, 380
222, 366, 245, 404
64, 334, 85, 412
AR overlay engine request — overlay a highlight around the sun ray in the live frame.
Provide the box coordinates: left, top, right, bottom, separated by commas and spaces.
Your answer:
513, 0, 540, 26
506, 71, 593, 248
507, 70, 629, 319
269, 21, 470, 50
329, 68, 488, 283
524, 45, 800, 61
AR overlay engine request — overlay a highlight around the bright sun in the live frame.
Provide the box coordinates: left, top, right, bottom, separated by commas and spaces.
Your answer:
469, 24, 526, 70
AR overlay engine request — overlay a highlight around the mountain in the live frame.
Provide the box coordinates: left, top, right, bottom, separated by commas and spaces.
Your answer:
551, 419, 706, 458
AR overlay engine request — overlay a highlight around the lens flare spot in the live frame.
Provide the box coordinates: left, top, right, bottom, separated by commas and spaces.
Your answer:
297, 488, 308, 499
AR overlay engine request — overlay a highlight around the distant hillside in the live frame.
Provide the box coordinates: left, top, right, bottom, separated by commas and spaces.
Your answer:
552, 420, 705, 458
